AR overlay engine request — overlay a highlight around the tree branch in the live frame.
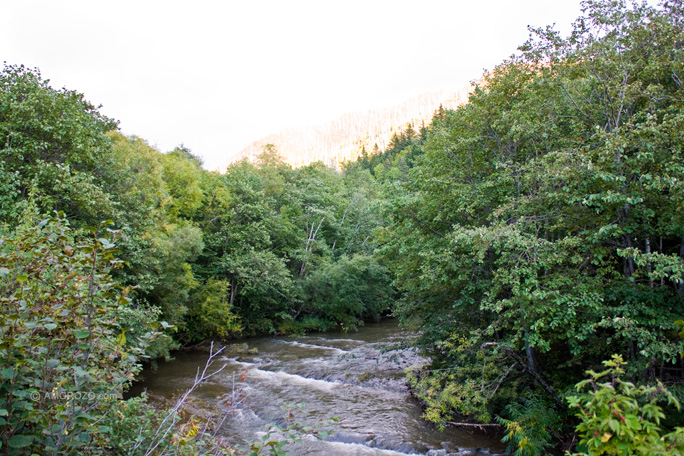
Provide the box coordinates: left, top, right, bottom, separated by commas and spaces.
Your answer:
481, 342, 564, 409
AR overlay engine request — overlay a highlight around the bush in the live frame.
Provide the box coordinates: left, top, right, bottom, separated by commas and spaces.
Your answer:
0, 211, 177, 454
567, 355, 684, 456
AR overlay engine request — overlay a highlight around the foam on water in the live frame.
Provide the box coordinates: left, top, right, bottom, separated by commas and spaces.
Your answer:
275, 339, 349, 354
249, 368, 342, 392
311, 440, 419, 455
132, 319, 507, 456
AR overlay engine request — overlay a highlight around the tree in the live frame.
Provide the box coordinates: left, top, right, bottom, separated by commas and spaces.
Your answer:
301, 254, 393, 330
382, 0, 684, 438
0, 64, 118, 226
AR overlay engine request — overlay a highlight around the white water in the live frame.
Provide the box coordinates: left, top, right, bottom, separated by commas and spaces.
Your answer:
132, 319, 506, 455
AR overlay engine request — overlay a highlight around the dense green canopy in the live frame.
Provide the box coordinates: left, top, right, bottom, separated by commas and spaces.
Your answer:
352, 0, 684, 453
1, 0, 684, 453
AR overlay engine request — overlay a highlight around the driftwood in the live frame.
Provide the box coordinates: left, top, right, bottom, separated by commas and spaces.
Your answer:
447, 421, 501, 434
447, 422, 501, 428
481, 342, 565, 409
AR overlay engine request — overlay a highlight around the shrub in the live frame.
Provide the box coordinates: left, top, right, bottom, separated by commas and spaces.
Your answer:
0, 212, 167, 454
567, 355, 684, 456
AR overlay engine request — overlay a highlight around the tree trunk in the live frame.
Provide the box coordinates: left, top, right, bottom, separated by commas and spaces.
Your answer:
526, 342, 539, 376
623, 232, 635, 277
523, 328, 539, 375
645, 238, 653, 288
620, 203, 635, 278
679, 236, 684, 296
229, 276, 237, 307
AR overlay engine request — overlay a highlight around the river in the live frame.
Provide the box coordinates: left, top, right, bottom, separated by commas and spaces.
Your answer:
131, 319, 506, 455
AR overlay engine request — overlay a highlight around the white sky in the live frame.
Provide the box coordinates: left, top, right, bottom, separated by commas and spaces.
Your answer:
1, 1, 583, 170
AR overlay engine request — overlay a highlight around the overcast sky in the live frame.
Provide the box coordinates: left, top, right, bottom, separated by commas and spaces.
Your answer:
1, 1, 584, 170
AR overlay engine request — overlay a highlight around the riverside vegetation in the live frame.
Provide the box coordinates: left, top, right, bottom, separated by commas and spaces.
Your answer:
1, 0, 684, 454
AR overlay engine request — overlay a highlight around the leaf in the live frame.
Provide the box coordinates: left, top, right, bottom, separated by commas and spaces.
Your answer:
74, 330, 90, 339
601, 432, 613, 443
0, 267, 9, 276
161, 321, 174, 330
625, 414, 641, 430
16, 274, 28, 283
0, 368, 14, 379
8, 434, 33, 448
608, 418, 620, 434
44, 323, 58, 331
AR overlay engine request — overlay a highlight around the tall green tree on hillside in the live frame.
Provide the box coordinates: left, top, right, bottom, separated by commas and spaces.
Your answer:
383, 0, 684, 440
194, 159, 295, 334
0, 64, 118, 225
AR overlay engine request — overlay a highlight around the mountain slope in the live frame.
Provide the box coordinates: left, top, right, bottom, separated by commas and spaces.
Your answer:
230, 85, 473, 169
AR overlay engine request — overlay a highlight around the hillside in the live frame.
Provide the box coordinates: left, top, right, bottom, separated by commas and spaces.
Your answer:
230, 85, 473, 168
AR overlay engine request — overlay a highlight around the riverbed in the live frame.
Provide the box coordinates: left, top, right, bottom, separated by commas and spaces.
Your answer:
130, 319, 506, 455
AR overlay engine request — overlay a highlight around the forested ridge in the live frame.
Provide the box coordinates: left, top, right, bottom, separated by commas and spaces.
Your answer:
2, 0, 684, 454
234, 85, 471, 169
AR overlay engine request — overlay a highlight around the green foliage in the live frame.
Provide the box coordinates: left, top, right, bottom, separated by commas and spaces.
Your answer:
301, 254, 393, 330
276, 316, 337, 335
0, 64, 118, 226
145, 220, 205, 329
347, 122, 425, 182
496, 396, 558, 456
160, 148, 204, 220
369, 2, 684, 453
0, 213, 155, 453
406, 334, 511, 425
0, 212, 234, 454
408, 367, 491, 425
192, 148, 391, 336
2, 61, 393, 342
100, 393, 235, 456
117, 304, 179, 363
568, 355, 684, 456
381, 0, 684, 438
186, 278, 241, 342
107, 131, 170, 230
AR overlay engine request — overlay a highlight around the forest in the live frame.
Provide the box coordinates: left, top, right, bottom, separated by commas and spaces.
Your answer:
1, 0, 684, 454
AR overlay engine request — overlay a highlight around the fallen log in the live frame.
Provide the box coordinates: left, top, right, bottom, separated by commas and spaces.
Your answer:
447, 422, 501, 428
446, 421, 502, 434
